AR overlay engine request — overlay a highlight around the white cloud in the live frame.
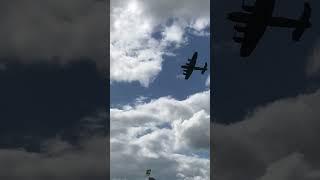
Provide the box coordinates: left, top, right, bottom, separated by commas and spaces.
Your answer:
134, 96, 149, 105
110, 90, 210, 179
192, 18, 210, 32
110, 0, 210, 87
173, 110, 210, 150
163, 22, 186, 44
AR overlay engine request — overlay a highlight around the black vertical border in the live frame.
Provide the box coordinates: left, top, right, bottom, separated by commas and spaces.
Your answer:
106, 0, 110, 179
210, 0, 214, 179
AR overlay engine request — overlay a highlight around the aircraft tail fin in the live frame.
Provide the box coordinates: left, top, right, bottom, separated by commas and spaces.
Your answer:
292, 2, 311, 41
201, 62, 207, 74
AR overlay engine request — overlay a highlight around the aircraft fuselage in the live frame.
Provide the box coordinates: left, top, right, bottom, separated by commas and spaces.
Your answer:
249, 0, 275, 29
228, 0, 311, 57
181, 51, 207, 79
241, 0, 275, 56
227, 0, 276, 57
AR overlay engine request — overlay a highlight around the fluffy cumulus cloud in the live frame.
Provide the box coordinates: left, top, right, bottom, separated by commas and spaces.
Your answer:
213, 88, 320, 180
110, 0, 210, 86
110, 90, 210, 179
0, 0, 106, 68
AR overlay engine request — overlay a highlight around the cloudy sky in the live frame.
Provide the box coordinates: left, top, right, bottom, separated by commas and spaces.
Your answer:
110, 0, 210, 179
0, 0, 108, 179
212, 0, 320, 179
2, 0, 318, 179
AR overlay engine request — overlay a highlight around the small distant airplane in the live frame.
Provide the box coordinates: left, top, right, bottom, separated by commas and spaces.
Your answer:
181, 52, 207, 80
227, 0, 312, 57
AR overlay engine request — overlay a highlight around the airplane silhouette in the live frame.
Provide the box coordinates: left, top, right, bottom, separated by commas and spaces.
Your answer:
181, 52, 207, 80
227, 0, 312, 57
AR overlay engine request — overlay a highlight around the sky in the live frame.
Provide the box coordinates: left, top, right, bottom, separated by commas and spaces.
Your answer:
1, 0, 318, 179
110, 0, 210, 179
0, 0, 108, 179
212, 0, 320, 179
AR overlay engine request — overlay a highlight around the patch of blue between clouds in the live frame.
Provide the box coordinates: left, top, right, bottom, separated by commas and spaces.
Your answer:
111, 33, 210, 107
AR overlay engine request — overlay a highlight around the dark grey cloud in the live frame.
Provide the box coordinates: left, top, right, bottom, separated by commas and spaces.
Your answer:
0, 0, 107, 70
0, 107, 107, 179
306, 39, 320, 77
0, 136, 107, 180
212, 88, 320, 180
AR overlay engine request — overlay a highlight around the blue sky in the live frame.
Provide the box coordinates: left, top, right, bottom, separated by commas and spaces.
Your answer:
111, 33, 210, 107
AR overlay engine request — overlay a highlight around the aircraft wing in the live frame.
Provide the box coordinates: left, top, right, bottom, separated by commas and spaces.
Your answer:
229, 0, 276, 57
181, 52, 197, 79
181, 64, 193, 79
184, 69, 192, 79
229, 12, 267, 57
269, 17, 300, 28
189, 52, 197, 67
239, 22, 266, 57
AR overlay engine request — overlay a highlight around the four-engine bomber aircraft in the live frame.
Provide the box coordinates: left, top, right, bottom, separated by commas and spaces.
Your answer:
181, 52, 207, 80
227, 0, 312, 57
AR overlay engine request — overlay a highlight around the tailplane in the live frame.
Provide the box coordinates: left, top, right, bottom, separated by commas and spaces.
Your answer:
292, 2, 311, 41
201, 62, 207, 74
